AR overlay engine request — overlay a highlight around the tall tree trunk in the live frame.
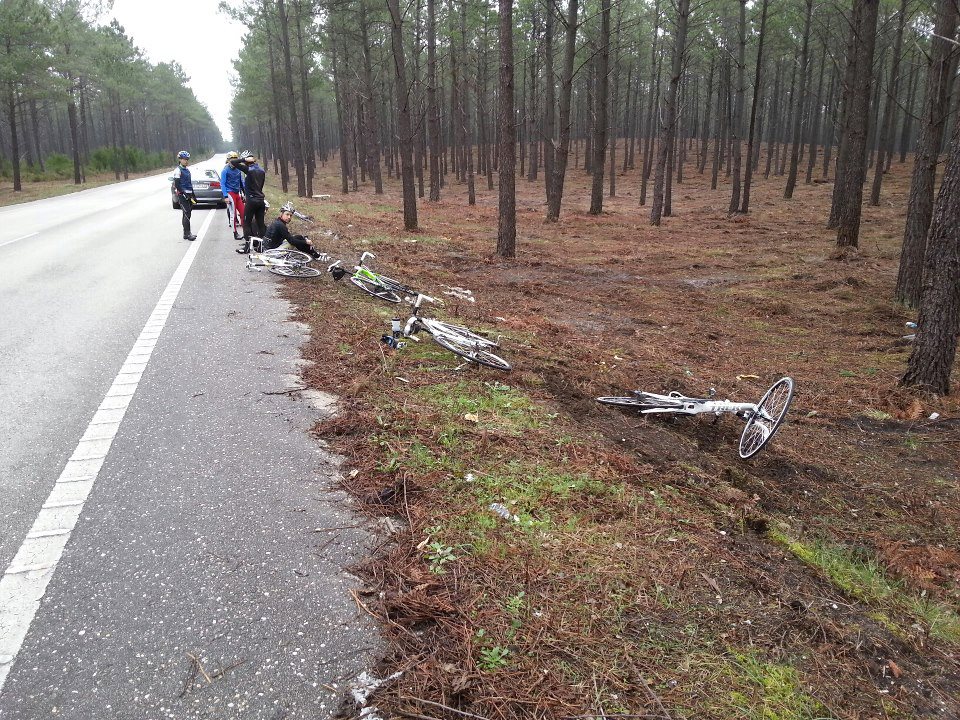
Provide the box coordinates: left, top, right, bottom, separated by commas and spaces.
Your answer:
460, 1, 476, 205
589, 0, 611, 214
546, 0, 579, 222
900, 116, 960, 394
784, 0, 813, 199
898, 60, 918, 163
740, 0, 769, 213
543, 2, 556, 202
699, 57, 715, 174
727, 0, 747, 213
387, 0, 419, 230
651, 0, 690, 225
805, 47, 827, 184
895, 0, 959, 304
67, 77, 82, 185
836, 0, 881, 249
869, 0, 908, 205
359, 0, 384, 194
639, 0, 661, 206
427, 0, 441, 201
497, 0, 517, 256
293, 0, 315, 196
828, 0, 862, 227
7, 90, 22, 192
277, 0, 306, 196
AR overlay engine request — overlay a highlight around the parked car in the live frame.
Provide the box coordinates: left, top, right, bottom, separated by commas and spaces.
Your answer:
169, 167, 226, 210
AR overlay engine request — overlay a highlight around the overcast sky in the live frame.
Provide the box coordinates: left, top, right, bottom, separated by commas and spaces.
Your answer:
108, 1, 244, 142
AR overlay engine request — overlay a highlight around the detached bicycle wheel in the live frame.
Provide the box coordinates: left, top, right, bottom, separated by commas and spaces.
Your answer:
269, 265, 321, 278
350, 275, 402, 303
264, 249, 312, 264
739, 377, 794, 459
432, 333, 512, 370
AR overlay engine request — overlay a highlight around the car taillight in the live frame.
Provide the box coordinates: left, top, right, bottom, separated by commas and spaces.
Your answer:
210, 181, 221, 188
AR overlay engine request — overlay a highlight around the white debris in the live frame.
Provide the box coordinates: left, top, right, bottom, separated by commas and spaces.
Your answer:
489, 503, 518, 522
441, 285, 476, 302
929, 412, 940, 420
349, 671, 402, 707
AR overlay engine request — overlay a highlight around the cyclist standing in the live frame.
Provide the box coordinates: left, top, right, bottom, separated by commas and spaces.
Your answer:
221, 151, 246, 240
233, 150, 266, 254
172, 150, 197, 240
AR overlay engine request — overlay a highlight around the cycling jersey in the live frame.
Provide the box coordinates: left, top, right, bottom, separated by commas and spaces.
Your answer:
173, 165, 193, 195
220, 164, 245, 196
236, 161, 265, 201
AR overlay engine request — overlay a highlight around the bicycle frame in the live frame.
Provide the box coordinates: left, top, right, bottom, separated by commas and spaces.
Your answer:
632, 391, 758, 417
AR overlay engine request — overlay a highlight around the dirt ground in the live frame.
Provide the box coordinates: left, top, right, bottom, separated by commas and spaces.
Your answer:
269, 145, 959, 720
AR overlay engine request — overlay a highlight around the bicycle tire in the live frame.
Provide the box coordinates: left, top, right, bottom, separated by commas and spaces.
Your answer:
420, 318, 498, 347
597, 396, 659, 409
432, 333, 512, 370
264, 249, 312, 263
350, 275, 402, 303
739, 377, 794, 459
378, 274, 417, 297
269, 265, 321, 278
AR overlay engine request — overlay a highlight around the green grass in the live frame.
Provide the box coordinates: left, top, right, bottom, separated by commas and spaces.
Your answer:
414, 379, 542, 433
771, 531, 960, 643
727, 652, 831, 720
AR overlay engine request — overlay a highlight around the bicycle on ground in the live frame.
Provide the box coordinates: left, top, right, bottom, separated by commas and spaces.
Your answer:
597, 377, 794, 458
328, 251, 416, 303
246, 248, 329, 278
399, 293, 511, 371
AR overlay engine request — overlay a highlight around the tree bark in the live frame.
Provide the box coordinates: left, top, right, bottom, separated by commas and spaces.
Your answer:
740, 0, 769, 213
359, 0, 384, 194
901, 117, 960, 395
869, 0, 908, 205
387, 0, 419, 230
895, 0, 959, 305
835, 0, 881, 249
651, 0, 690, 225
497, 0, 517, 256
727, 0, 747, 213
276, 0, 306, 196
784, 0, 813, 199
589, 0, 611, 214
427, 0, 441, 201
546, 0, 579, 222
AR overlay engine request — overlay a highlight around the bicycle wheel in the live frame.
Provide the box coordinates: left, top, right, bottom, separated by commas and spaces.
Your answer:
597, 396, 655, 408
432, 333, 512, 370
421, 318, 497, 347
378, 274, 417, 297
264, 249, 312, 264
739, 377, 794, 459
269, 264, 321, 278
350, 275, 402, 303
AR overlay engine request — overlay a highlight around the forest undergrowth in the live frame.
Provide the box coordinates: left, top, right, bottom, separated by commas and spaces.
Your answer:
273, 150, 959, 720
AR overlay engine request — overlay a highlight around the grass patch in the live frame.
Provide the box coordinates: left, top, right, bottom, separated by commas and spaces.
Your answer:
727, 652, 830, 720
771, 530, 960, 643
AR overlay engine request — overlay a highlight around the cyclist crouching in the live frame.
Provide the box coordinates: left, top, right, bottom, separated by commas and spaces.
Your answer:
260, 202, 322, 258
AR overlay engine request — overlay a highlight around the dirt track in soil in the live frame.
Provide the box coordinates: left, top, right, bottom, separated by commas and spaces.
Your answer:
272, 149, 959, 719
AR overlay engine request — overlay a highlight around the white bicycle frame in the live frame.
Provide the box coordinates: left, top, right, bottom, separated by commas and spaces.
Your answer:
633, 390, 760, 418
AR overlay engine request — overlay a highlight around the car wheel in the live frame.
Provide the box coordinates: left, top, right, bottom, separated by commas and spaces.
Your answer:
218, 201, 227, 209
172, 200, 180, 210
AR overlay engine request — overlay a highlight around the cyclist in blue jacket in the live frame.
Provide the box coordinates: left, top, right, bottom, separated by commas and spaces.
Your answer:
172, 150, 197, 240
221, 151, 245, 240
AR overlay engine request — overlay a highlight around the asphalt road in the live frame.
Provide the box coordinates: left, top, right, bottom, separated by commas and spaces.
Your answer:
0, 159, 379, 717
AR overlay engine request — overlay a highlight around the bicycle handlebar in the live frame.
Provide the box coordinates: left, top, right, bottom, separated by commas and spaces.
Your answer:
327, 259, 342, 271
360, 251, 375, 264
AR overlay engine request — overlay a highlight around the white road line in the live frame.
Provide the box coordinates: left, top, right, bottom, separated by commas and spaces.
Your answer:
0, 232, 39, 249
0, 211, 215, 689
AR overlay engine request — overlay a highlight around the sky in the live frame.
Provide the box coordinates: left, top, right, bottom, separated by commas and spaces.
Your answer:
107, 1, 245, 142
